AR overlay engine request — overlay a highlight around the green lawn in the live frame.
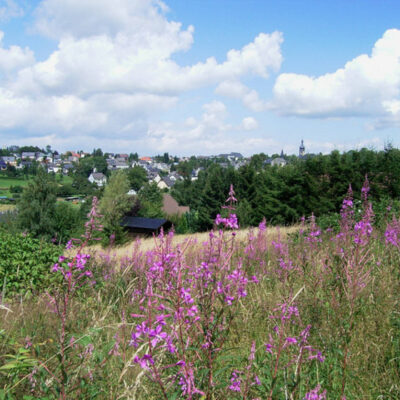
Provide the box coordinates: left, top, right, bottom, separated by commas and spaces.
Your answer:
0, 176, 30, 197
0, 174, 76, 198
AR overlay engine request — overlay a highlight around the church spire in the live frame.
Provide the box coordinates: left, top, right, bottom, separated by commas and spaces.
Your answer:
299, 139, 305, 157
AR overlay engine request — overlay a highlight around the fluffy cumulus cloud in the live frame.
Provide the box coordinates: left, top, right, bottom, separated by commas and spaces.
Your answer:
143, 100, 268, 155
215, 80, 270, 112
0, 0, 284, 152
0, 32, 35, 75
272, 29, 400, 128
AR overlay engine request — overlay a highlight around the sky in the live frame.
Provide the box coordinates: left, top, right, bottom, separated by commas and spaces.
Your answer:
0, 0, 399, 156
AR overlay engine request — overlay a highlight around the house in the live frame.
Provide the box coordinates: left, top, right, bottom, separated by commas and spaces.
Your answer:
88, 172, 107, 187
154, 162, 170, 172
0, 156, 16, 166
271, 157, 287, 167
21, 152, 36, 160
121, 216, 171, 235
47, 163, 60, 173
115, 159, 129, 169
149, 173, 162, 184
218, 152, 243, 161
158, 176, 175, 189
0, 160, 6, 170
35, 152, 46, 161
18, 161, 32, 169
62, 163, 74, 174
162, 194, 189, 216
168, 172, 182, 182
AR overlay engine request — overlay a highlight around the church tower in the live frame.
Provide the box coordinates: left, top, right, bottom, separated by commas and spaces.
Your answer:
299, 139, 305, 158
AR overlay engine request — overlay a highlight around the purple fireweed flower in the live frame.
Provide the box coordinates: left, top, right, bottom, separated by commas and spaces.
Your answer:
283, 336, 298, 348
215, 213, 239, 230
180, 287, 194, 304
228, 370, 241, 392
52, 264, 61, 272
222, 184, 238, 211
303, 385, 327, 400
187, 305, 198, 317
134, 354, 154, 370
385, 223, 399, 247
265, 343, 274, 354
308, 351, 325, 363
258, 218, 267, 232
149, 324, 168, 347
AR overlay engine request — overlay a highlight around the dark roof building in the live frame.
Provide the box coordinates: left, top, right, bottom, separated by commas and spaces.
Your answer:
121, 216, 172, 235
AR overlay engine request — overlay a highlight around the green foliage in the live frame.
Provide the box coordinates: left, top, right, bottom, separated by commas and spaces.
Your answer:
317, 212, 340, 232
9, 185, 23, 194
126, 166, 147, 191
99, 170, 132, 244
17, 168, 58, 239
171, 147, 400, 231
53, 202, 84, 244
0, 231, 62, 296
137, 182, 163, 218
56, 183, 76, 197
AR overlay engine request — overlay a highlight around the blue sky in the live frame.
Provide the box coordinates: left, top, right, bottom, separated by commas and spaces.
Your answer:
0, 0, 399, 156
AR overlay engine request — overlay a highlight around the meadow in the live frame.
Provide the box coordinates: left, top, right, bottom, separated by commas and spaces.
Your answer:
0, 176, 30, 198
0, 175, 74, 198
1, 182, 400, 399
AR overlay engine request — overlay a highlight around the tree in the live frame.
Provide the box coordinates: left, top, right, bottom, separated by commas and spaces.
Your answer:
137, 182, 164, 218
127, 166, 148, 191
99, 170, 132, 244
17, 168, 57, 239
92, 148, 103, 157
53, 202, 83, 244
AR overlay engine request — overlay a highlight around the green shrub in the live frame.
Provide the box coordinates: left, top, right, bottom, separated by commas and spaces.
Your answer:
0, 231, 62, 297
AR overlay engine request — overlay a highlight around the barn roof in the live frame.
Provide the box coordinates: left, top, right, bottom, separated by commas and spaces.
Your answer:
121, 216, 168, 230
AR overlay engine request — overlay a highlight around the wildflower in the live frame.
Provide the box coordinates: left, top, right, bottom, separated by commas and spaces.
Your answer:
228, 370, 242, 392
134, 354, 154, 370
303, 385, 327, 400
265, 343, 274, 354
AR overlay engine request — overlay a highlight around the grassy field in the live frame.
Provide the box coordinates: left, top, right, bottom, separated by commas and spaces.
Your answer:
86, 225, 299, 259
2, 180, 400, 399
2, 218, 399, 399
0, 176, 30, 197
0, 174, 73, 198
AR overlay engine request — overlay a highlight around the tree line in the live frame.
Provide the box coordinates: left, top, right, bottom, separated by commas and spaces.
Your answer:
171, 148, 400, 231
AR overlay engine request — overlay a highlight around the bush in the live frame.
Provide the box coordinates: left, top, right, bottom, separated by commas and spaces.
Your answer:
9, 185, 23, 194
53, 201, 85, 244
0, 231, 62, 297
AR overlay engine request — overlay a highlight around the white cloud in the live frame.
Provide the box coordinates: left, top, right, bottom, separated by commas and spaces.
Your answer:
241, 116, 258, 131
143, 101, 266, 155
0, 31, 34, 75
272, 29, 400, 127
0, 0, 283, 152
215, 80, 269, 112
0, 0, 24, 21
